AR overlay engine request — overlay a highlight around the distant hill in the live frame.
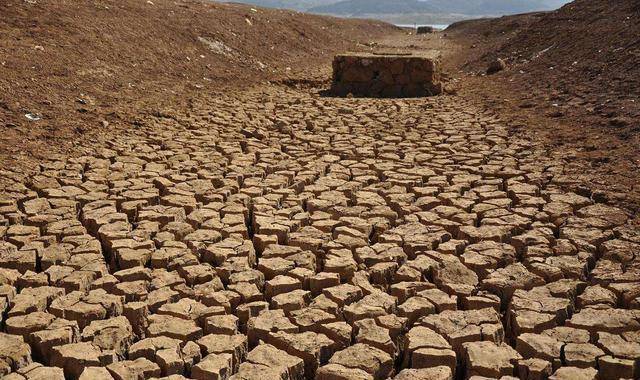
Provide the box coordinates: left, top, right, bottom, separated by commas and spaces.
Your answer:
217, 0, 573, 25
219, 0, 340, 11
425, 0, 572, 15
309, 0, 572, 16
309, 0, 436, 16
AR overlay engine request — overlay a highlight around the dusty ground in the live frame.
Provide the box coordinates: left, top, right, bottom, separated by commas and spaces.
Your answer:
444, 0, 640, 215
0, 0, 397, 180
1, 82, 640, 380
1, 1, 639, 379
377, 14, 640, 217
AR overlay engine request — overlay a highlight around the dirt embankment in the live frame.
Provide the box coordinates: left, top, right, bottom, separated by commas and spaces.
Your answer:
0, 0, 400, 176
444, 0, 640, 215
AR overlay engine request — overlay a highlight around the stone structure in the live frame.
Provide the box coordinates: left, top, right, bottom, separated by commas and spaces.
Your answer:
331, 52, 442, 98
416, 26, 436, 34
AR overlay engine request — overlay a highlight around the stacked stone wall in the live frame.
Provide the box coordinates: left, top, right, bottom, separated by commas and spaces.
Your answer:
331, 53, 441, 98
417, 26, 436, 34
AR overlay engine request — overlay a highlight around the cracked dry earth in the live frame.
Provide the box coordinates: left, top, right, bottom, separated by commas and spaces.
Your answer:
0, 85, 639, 380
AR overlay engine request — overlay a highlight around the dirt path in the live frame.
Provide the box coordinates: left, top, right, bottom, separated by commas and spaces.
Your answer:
1, 81, 638, 379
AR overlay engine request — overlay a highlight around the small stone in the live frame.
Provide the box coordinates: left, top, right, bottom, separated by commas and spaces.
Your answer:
463, 341, 521, 379
487, 58, 507, 75
191, 353, 233, 380
0, 333, 32, 376
548, 366, 598, 380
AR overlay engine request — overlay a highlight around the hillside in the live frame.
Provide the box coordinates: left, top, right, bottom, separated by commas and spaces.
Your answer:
310, 0, 435, 16
220, 0, 340, 11
444, 0, 640, 211
0, 0, 398, 174
427, 0, 569, 15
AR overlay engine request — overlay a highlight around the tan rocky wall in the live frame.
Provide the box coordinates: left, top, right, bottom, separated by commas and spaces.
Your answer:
331, 53, 442, 98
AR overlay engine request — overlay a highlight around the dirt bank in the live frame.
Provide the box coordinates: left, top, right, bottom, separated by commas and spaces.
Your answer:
0, 0, 400, 178
443, 0, 640, 215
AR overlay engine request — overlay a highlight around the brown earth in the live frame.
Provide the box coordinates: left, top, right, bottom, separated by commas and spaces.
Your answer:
3, 0, 638, 217
442, 0, 640, 215
375, 0, 640, 216
0, 0, 399, 179
0, 1, 640, 379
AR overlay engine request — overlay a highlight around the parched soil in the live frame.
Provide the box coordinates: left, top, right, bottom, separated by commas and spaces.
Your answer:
441, 0, 640, 215
0, 0, 398, 178
1, 1, 639, 380
2, 80, 639, 380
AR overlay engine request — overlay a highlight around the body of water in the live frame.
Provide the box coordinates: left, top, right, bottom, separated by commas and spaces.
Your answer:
396, 24, 449, 30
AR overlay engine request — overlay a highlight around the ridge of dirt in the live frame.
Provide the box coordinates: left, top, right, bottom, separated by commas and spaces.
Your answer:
442, 0, 640, 215
0, 0, 400, 179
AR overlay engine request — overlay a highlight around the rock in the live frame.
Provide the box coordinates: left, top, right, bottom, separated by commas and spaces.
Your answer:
196, 334, 248, 371
394, 366, 453, 380
0, 333, 32, 376
487, 58, 506, 75
4, 362, 66, 380
344, 293, 395, 324
331, 52, 442, 98
128, 336, 181, 362
205, 315, 239, 336
567, 308, 640, 336
49, 289, 124, 329
5, 312, 56, 337
245, 344, 305, 380
517, 358, 552, 380
268, 331, 335, 378
80, 316, 133, 358
597, 355, 637, 380
191, 353, 233, 380
516, 333, 563, 366
463, 341, 522, 379
50, 342, 113, 379
548, 366, 598, 380
402, 326, 451, 368
508, 287, 573, 336
398, 296, 436, 326
123, 302, 149, 338
354, 318, 396, 356
328, 344, 394, 380
146, 314, 203, 342
433, 256, 478, 297
119, 339, 184, 377
461, 241, 517, 279
30, 317, 80, 364
230, 362, 285, 379
10, 286, 64, 317
106, 357, 161, 379
576, 285, 617, 309
562, 343, 605, 368
271, 289, 312, 314
309, 273, 340, 296
322, 284, 363, 307
247, 309, 298, 347
419, 308, 504, 353
79, 367, 115, 380
481, 263, 545, 303
412, 348, 457, 374
316, 363, 373, 380
416, 26, 436, 34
